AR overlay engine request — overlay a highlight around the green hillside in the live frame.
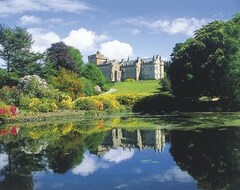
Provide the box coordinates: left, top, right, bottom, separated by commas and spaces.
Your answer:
112, 80, 161, 95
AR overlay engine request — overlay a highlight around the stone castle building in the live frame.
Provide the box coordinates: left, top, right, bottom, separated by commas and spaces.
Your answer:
88, 51, 165, 82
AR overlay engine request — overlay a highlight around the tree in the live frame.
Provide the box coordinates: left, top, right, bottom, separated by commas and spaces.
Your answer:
83, 63, 110, 91
45, 42, 78, 72
0, 24, 42, 76
68, 46, 84, 74
168, 13, 240, 108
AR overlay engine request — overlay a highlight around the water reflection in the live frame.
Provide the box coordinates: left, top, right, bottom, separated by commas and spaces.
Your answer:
0, 120, 240, 189
170, 128, 240, 189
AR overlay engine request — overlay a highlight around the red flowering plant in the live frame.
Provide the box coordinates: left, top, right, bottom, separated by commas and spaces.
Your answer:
0, 126, 19, 144
0, 105, 18, 124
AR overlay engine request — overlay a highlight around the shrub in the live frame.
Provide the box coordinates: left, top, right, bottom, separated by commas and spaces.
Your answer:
93, 95, 120, 111
28, 98, 42, 111
18, 75, 49, 98
51, 68, 87, 99
59, 94, 73, 109
37, 102, 58, 112
160, 75, 172, 93
0, 105, 18, 123
0, 86, 17, 105
74, 97, 101, 110
83, 63, 111, 92
27, 98, 58, 112
115, 94, 147, 106
124, 78, 135, 82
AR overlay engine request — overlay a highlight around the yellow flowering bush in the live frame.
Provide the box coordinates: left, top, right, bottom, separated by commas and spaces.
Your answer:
28, 98, 42, 111
74, 97, 101, 110
59, 94, 73, 109
93, 95, 120, 111
115, 93, 148, 106
62, 122, 74, 135
28, 98, 58, 112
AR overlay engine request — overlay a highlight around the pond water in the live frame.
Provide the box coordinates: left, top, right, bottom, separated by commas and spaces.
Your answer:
0, 113, 240, 190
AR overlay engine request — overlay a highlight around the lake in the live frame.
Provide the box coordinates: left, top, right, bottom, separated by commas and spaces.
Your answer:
0, 113, 240, 190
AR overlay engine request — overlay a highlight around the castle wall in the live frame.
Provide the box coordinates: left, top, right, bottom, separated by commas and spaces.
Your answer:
98, 64, 112, 81
121, 65, 139, 81
98, 62, 122, 82
88, 51, 164, 82
141, 64, 156, 80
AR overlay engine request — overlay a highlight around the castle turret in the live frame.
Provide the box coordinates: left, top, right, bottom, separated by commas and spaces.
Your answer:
88, 51, 107, 65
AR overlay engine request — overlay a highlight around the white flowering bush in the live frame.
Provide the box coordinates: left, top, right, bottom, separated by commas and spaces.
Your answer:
18, 75, 49, 98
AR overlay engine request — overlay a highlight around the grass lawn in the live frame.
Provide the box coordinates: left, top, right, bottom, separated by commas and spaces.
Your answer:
112, 80, 161, 95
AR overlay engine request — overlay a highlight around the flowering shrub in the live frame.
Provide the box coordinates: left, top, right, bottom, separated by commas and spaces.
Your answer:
18, 75, 49, 98
0, 126, 18, 136
93, 95, 120, 111
0, 105, 18, 123
59, 94, 73, 109
74, 97, 101, 110
115, 93, 147, 106
28, 98, 58, 112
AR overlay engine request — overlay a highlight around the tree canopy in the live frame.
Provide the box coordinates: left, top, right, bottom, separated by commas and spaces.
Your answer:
0, 24, 42, 76
168, 13, 240, 108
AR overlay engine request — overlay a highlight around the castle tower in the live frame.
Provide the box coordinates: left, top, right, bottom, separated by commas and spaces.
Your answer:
88, 51, 107, 65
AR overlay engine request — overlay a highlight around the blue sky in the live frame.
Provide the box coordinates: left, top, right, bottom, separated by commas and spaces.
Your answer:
0, 0, 239, 61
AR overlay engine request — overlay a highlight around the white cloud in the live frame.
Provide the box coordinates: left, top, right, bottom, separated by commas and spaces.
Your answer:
0, 0, 90, 16
100, 40, 133, 60
103, 148, 134, 163
72, 152, 109, 177
129, 29, 141, 35
153, 167, 193, 183
48, 18, 64, 24
28, 27, 134, 61
19, 15, 42, 25
63, 28, 107, 52
28, 28, 60, 53
112, 17, 210, 36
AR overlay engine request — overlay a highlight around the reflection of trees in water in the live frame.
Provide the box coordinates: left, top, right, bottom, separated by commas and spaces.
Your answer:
170, 128, 240, 189
0, 141, 46, 190
0, 129, 108, 189
46, 132, 85, 174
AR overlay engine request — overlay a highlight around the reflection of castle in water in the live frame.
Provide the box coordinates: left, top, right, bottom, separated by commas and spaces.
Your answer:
94, 129, 165, 156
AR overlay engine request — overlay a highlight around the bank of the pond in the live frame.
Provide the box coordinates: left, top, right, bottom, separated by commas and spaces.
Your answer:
133, 94, 239, 114
6, 110, 99, 124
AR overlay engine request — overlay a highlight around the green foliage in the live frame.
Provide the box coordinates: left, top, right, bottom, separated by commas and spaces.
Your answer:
169, 13, 240, 109
0, 24, 42, 75
51, 68, 94, 99
0, 86, 17, 105
59, 94, 73, 109
27, 98, 58, 112
125, 78, 136, 82
83, 63, 110, 91
0, 69, 19, 88
74, 97, 101, 110
160, 74, 171, 93
115, 93, 147, 106
17, 75, 49, 98
68, 46, 84, 74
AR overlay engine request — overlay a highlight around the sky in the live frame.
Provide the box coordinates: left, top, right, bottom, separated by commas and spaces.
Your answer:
0, 0, 239, 62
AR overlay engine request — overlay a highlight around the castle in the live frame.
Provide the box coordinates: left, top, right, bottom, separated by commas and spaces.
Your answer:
88, 51, 165, 82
